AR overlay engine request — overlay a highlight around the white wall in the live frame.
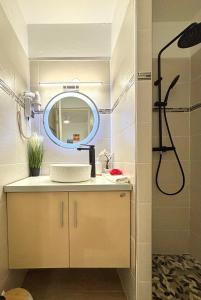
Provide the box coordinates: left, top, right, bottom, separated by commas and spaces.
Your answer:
0, 2, 29, 291
30, 60, 111, 174
111, 1, 136, 299
111, 0, 129, 53
0, 0, 28, 55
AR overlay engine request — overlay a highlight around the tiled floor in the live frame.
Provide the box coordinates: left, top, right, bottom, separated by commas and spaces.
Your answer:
22, 269, 126, 300
153, 254, 201, 300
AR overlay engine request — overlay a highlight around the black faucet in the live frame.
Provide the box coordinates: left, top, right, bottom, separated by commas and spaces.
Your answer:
77, 145, 96, 178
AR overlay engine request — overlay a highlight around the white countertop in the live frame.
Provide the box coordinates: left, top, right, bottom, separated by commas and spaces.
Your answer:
4, 176, 133, 193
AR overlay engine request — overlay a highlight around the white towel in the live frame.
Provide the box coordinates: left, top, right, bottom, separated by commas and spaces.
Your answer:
104, 174, 130, 184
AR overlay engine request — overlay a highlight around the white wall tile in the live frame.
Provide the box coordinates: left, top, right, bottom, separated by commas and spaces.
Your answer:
0, 3, 29, 291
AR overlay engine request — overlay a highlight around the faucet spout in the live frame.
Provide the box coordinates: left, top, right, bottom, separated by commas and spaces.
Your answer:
77, 145, 96, 178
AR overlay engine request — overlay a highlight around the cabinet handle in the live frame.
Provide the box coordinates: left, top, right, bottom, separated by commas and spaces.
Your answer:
120, 192, 126, 198
74, 201, 78, 228
60, 200, 64, 227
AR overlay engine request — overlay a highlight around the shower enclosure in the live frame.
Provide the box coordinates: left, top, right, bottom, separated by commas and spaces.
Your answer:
152, 1, 201, 299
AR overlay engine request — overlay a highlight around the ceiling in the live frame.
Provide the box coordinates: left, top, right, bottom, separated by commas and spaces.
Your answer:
28, 23, 111, 58
153, 0, 201, 22
16, 0, 118, 24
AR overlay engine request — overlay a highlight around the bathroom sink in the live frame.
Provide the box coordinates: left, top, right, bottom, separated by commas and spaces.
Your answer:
50, 164, 91, 183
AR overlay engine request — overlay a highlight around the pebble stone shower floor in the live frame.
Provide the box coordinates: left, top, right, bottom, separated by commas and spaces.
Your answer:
153, 255, 201, 300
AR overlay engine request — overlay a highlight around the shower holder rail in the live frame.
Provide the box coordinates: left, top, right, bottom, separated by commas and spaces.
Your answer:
0, 78, 24, 108
153, 146, 175, 152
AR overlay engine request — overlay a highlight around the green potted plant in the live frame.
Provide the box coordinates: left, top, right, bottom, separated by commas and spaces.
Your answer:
28, 133, 44, 176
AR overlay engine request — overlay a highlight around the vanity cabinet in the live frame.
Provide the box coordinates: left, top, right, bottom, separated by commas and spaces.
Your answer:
7, 192, 69, 269
7, 191, 130, 269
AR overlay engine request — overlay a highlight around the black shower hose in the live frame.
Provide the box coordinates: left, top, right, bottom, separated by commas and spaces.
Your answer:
155, 105, 185, 195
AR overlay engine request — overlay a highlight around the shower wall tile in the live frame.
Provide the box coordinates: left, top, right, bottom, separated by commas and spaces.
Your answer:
190, 232, 201, 263
153, 136, 190, 161
136, 123, 152, 163
137, 29, 152, 72
153, 206, 189, 231
137, 81, 152, 123
136, 164, 152, 203
191, 76, 201, 106
153, 81, 190, 107
137, 242, 152, 281
153, 229, 190, 254
153, 112, 190, 137
153, 58, 191, 84
130, 237, 136, 276
153, 160, 190, 186
152, 58, 190, 108
136, 0, 152, 298
111, 1, 137, 299
191, 162, 201, 188
136, 281, 152, 300
0, 3, 29, 291
191, 47, 201, 81
138, 203, 152, 244
190, 46, 201, 262
137, 0, 151, 31
190, 109, 201, 136
191, 47, 201, 106
153, 184, 190, 208
152, 56, 190, 255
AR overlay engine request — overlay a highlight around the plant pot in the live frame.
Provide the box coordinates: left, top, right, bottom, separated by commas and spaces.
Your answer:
30, 168, 40, 177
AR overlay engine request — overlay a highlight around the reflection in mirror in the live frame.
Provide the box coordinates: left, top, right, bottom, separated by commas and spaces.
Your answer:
43, 92, 99, 148
49, 97, 94, 144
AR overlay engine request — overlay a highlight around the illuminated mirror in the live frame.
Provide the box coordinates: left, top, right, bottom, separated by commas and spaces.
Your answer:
43, 92, 100, 148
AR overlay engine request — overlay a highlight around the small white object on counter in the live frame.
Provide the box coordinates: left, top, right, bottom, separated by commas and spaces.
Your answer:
95, 160, 102, 175
103, 174, 131, 184
4, 176, 133, 193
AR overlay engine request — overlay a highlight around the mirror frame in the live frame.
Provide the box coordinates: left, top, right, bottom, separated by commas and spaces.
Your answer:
43, 91, 100, 148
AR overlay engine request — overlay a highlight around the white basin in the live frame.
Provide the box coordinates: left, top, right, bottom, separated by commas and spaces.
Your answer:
50, 164, 91, 183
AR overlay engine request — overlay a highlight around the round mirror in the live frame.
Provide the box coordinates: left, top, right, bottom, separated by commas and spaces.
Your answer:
43, 91, 100, 148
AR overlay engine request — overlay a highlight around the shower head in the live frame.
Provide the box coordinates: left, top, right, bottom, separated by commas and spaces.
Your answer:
178, 22, 201, 48
164, 75, 180, 105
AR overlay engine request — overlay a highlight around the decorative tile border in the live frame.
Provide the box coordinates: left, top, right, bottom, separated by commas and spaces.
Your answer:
98, 109, 112, 114
137, 72, 152, 81
153, 102, 201, 113
153, 107, 189, 112
190, 102, 201, 112
112, 74, 135, 112
34, 108, 112, 116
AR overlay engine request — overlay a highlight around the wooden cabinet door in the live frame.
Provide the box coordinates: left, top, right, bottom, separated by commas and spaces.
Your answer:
7, 192, 69, 269
69, 191, 130, 268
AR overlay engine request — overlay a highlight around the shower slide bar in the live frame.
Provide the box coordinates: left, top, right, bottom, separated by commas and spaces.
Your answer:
0, 78, 24, 108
